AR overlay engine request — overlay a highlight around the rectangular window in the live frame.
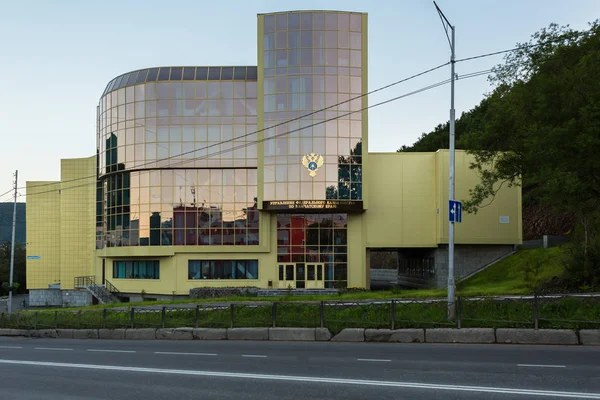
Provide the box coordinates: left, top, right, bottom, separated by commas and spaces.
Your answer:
112, 260, 160, 279
188, 260, 258, 280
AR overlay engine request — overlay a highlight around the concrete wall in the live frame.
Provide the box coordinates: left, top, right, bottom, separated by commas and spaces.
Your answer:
28, 289, 92, 307
61, 290, 92, 307
370, 269, 397, 281
433, 244, 515, 288
29, 289, 63, 307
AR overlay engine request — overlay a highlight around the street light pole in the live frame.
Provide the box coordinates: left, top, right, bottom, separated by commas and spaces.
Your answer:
8, 170, 18, 316
433, 2, 457, 320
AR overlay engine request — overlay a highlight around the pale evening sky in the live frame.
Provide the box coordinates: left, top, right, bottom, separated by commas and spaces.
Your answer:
0, 0, 597, 199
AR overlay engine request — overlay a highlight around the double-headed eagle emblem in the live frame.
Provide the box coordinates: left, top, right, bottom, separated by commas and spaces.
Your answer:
302, 153, 324, 177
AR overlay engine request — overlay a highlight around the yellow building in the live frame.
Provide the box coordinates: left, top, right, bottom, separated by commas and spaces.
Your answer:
26, 10, 521, 304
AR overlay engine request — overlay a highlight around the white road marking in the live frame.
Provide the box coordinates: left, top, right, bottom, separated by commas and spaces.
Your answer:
357, 358, 391, 362
0, 359, 597, 399
0, 346, 22, 349
518, 364, 566, 368
87, 349, 136, 354
155, 352, 217, 357
34, 347, 73, 351
241, 355, 267, 358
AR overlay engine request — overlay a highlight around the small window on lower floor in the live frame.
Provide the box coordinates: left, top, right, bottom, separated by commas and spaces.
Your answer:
113, 260, 160, 279
188, 260, 258, 280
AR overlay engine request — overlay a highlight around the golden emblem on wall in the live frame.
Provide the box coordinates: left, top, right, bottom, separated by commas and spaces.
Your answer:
302, 153, 324, 177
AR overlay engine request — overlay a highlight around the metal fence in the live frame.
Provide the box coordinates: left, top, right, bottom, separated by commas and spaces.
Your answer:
1, 294, 599, 334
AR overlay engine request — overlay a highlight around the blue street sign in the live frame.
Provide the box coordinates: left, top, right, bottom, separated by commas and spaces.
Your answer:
27, 255, 41, 260
449, 200, 462, 223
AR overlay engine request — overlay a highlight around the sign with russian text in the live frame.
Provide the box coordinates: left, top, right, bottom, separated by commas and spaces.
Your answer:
263, 200, 364, 213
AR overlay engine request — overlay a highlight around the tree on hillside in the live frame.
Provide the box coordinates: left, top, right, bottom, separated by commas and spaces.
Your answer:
461, 21, 600, 288
0, 241, 27, 295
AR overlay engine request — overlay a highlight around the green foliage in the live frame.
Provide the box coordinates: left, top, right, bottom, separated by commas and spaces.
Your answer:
0, 241, 26, 295
459, 247, 565, 296
399, 20, 600, 288
5, 295, 599, 333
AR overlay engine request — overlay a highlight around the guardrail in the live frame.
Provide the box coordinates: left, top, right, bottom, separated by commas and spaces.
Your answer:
1, 294, 599, 334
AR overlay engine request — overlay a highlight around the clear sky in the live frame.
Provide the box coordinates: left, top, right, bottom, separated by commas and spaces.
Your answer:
0, 0, 597, 199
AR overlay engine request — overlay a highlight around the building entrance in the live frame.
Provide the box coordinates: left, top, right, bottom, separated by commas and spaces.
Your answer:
278, 263, 324, 289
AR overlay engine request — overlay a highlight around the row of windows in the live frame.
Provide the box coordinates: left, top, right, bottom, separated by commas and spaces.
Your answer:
264, 137, 363, 158
264, 49, 362, 69
113, 260, 160, 279
102, 82, 258, 111
263, 12, 362, 33
103, 229, 260, 247
264, 165, 363, 184
263, 66, 362, 79
101, 125, 258, 147
188, 260, 258, 280
263, 182, 362, 201
101, 99, 258, 122
263, 30, 362, 51
103, 169, 258, 188
263, 93, 361, 113
265, 75, 362, 95
103, 66, 258, 97
111, 259, 259, 280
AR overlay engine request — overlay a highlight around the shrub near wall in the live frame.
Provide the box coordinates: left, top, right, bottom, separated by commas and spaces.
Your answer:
189, 287, 259, 299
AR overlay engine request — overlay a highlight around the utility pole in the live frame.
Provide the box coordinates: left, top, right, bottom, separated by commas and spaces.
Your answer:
8, 170, 18, 316
433, 1, 457, 320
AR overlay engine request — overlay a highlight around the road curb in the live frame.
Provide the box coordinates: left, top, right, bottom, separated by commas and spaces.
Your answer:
496, 329, 579, 345
426, 328, 495, 344
0, 328, 597, 345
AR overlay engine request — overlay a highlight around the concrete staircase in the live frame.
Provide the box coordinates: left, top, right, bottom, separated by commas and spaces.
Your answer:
74, 276, 120, 304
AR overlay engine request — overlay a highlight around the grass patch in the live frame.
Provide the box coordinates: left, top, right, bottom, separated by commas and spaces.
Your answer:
456, 247, 565, 296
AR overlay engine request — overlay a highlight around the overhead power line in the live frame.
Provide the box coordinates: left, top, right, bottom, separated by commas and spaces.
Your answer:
455, 30, 593, 63
21, 61, 450, 191
24, 67, 493, 198
0, 188, 14, 198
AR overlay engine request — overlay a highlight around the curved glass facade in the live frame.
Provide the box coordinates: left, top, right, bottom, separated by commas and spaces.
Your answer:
259, 11, 365, 202
97, 66, 259, 248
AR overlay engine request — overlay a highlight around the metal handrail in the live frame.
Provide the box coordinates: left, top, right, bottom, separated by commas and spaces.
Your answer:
104, 279, 120, 295
74, 276, 95, 288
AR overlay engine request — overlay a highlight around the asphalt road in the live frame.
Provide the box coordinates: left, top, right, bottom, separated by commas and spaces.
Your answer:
0, 337, 599, 399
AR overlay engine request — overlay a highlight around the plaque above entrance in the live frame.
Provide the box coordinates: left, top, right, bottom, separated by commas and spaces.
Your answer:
262, 200, 364, 213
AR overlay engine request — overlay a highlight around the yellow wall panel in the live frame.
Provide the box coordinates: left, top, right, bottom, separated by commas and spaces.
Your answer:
59, 157, 96, 289
26, 181, 61, 289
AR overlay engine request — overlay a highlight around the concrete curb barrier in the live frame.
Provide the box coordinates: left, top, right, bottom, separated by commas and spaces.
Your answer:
192, 328, 227, 340
98, 329, 126, 340
426, 328, 495, 344
331, 328, 365, 342
0, 327, 597, 345
579, 330, 600, 346
156, 328, 193, 340
269, 328, 315, 341
125, 328, 156, 340
227, 328, 269, 341
496, 329, 578, 345
365, 329, 425, 343
9, 329, 30, 337
73, 329, 98, 339
316, 328, 332, 341
30, 329, 58, 338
